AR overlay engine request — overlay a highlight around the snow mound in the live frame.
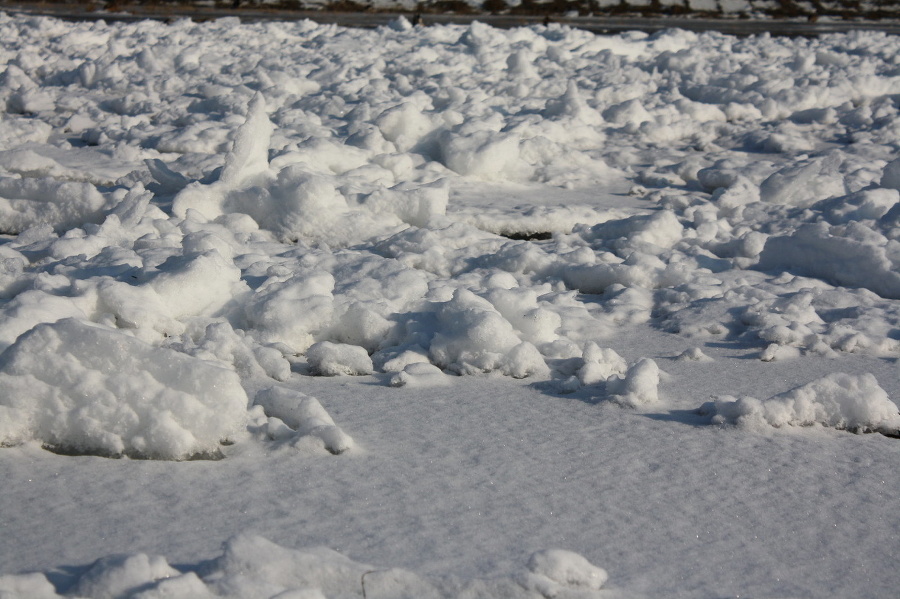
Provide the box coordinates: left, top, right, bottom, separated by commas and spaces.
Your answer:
255, 386, 354, 454
0, 534, 610, 599
577, 343, 628, 386
527, 548, 609, 590
608, 357, 661, 408
70, 553, 180, 599
390, 362, 451, 388
430, 288, 549, 378
172, 92, 446, 246
0, 176, 108, 234
757, 222, 900, 300
0, 318, 248, 459
307, 341, 374, 377
699, 373, 900, 434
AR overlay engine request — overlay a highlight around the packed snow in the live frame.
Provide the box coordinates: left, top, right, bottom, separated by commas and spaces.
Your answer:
0, 12, 899, 599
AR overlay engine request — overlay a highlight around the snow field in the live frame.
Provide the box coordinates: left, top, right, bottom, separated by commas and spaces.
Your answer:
0, 12, 899, 598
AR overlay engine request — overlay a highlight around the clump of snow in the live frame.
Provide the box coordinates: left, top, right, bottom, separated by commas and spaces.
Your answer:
390, 362, 451, 388
0, 318, 248, 459
699, 373, 900, 434
0, 176, 108, 233
307, 341, 374, 377
70, 553, 180, 599
760, 342, 801, 362
607, 357, 662, 408
577, 342, 628, 385
757, 222, 900, 300
758, 154, 847, 208
429, 288, 549, 378
676, 347, 713, 362
559, 346, 662, 406
243, 269, 336, 354
0, 573, 58, 599
879, 157, 900, 190
255, 385, 354, 454
526, 548, 609, 590
148, 249, 245, 319
0, 534, 612, 599
440, 129, 523, 179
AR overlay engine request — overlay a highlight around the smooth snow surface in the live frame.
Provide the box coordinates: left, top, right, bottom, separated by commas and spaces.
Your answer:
0, 13, 899, 599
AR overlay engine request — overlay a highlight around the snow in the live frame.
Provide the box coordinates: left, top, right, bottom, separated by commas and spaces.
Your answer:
0, 12, 899, 599
700, 372, 900, 433
306, 341, 374, 376
0, 318, 249, 460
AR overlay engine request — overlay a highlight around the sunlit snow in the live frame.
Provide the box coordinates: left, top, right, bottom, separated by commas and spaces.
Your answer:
0, 12, 899, 599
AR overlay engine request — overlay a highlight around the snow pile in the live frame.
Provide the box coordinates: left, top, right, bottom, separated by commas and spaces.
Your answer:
390, 361, 451, 388
5, 14, 900, 458
607, 357, 661, 408
0, 177, 108, 234
0, 534, 611, 599
0, 14, 899, 463
429, 288, 550, 378
307, 341, 375, 377
527, 548, 609, 592
2, 14, 900, 599
557, 343, 661, 406
0, 318, 248, 459
172, 92, 443, 246
699, 373, 900, 434
254, 385, 355, 454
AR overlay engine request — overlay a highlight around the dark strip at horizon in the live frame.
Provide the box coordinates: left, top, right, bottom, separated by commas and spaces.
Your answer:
2, 3, 900, 35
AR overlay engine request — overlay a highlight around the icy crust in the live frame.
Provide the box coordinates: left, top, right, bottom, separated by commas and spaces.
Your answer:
0, 534, 610, 599
3, 16, 900, 460
699, 373, 900, 434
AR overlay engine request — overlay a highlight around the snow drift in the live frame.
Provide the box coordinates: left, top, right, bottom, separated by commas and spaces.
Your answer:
0, 318, 248, 459
0, 534, 611, 599
699, 372, 900, 434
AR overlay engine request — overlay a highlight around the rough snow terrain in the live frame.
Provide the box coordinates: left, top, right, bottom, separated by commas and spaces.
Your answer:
0, 13, 899, 598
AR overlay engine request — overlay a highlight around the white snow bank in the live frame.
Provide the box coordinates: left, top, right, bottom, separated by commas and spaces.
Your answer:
2, 18, 900, 453
70, 553, 181, 599
0, 318, 248, 459
390, 362, 451, 388
254, 386, 354, 454
172, 92, 446, 246
607, 357, 662, 408
699, 372, 900, 434
0, 176, 108, 233
307, 341, 374, 376
0, 534, 610, 599
527, 548, 609, 591
430, 288, 550, 378
757, 222, 900, 300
